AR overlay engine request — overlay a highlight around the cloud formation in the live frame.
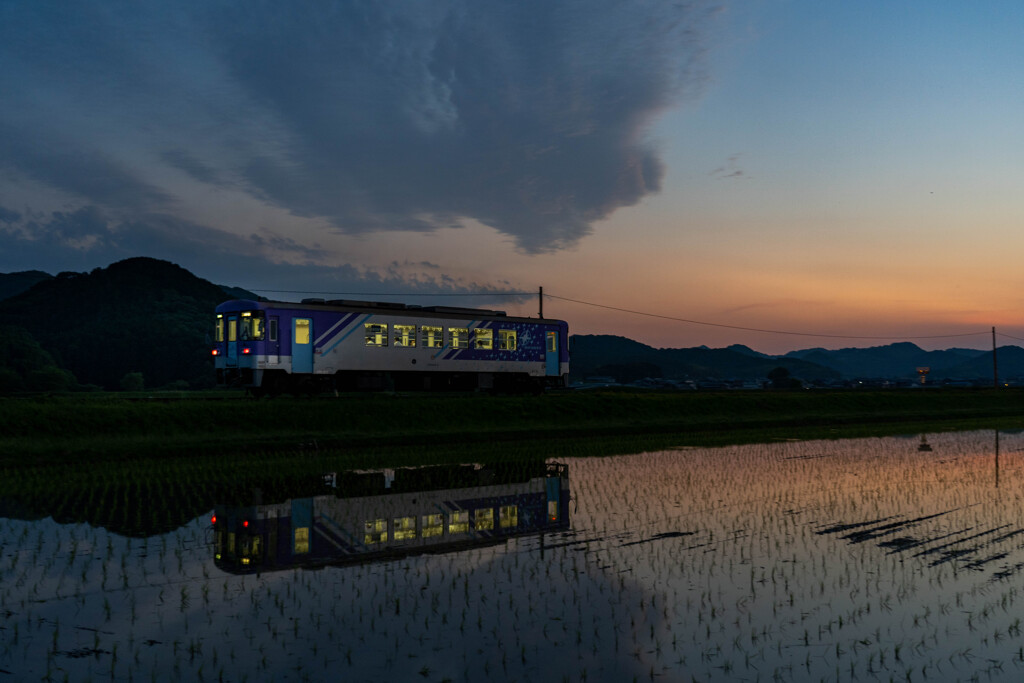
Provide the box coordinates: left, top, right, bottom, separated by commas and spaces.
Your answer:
0, 1, 718, 255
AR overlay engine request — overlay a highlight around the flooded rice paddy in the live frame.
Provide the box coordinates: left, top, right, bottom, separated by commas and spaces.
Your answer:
4, 430, 1024, 681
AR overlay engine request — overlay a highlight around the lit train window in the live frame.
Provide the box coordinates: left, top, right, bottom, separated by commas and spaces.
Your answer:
394, 516, 416, 540
474, 508, 494, 531
294, 527, 310, 554
228, 319, 237, 342
364, 518, 387, 544
294, 319, 311, 344
546, 331, 557, 352
393, 324, 416, 347
422, 513, 443, 538
215, 316, 224, 342
365, 323, 388, 347
473, 328, 493, 350
241, 312, 265, 341
420, 325, 442, 348
498, 330, 517, 351
449, 511, 469, 534
499, 505, 518, 528
449, 327, 469, 349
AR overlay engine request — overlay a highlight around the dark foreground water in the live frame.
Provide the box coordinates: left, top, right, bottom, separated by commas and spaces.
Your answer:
4, 431, 1024, 681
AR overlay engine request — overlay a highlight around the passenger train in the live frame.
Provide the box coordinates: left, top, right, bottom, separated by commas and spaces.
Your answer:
212, 462, 570, 574
213, 298, 569, 395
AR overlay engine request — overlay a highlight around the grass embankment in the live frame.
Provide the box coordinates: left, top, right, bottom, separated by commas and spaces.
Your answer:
3, 388, 1024, 467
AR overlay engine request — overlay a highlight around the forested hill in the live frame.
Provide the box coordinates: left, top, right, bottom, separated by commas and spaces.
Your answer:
0, 257, 232, 389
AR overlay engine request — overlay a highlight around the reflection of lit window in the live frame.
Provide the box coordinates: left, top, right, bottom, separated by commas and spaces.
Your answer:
474, 328, 493, 350
498, 330, 516, 351
548, 500, 559, 521
421, 326, 443, 348
394, 516, 416, 540
228, 532, 236, 554
365, 323, 388, 347
449, 328, 469, 349
475, 508, 494, 531
449, 510, 469, 534
500, 505, 518, 528
294, 527, 310, 554
364, 519, 387, 544
394, 324, 416, 347
422, 513, 443, 538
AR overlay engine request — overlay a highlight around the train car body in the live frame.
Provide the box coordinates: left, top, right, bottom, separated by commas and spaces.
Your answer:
213, 463, 570, 574
213, 298, 569, 394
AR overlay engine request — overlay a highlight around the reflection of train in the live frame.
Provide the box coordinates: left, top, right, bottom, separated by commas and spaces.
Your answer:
212, 463, 570, 574
213, 298, 569, 395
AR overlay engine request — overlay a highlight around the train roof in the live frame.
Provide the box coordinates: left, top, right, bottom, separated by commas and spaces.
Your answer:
216, 298, 566, 324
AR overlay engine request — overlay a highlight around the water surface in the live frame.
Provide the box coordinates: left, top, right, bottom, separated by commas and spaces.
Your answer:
3, 431, 1023, 681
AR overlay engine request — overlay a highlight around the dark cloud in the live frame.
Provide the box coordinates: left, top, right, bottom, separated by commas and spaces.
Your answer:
0, 207, 21, 224
1, 1, 720, 253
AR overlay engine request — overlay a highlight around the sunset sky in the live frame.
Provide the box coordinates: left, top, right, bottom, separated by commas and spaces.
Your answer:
3, 1, 1023, 353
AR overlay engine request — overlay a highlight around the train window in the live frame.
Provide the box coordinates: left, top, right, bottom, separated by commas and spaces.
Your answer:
449, 327, 469, 349
420, 325, 442, 348
240, 312, 265, 341
449, 511, 469, 534
215, 315, 224, 342
228, 319, 237, 342
422, 513, 443, 538
269, 319, 278, 342
498, 329, 517, 351
394, 516, 416, 540
364, 518, 387, 544
500, 505, 518, 528
473, 328, 493, 350
548, 500, 559, 521
546, 331, 557, 353
393, 324, 416, 347
294, 527, 310, 554
365, 323, 388, 346
474, 508, 494, 531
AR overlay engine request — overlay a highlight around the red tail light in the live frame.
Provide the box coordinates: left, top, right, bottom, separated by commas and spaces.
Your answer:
242, 347, 251, 354
211, 349, 220, 356
211, 515, 217, 525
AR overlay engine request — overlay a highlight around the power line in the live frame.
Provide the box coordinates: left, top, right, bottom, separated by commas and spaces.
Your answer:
545, 294, 991, 341
247, 289, 533, 297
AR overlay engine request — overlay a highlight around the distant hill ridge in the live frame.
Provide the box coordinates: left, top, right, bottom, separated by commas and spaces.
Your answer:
0, 256, 1017, 389
572, 335, 1019, 383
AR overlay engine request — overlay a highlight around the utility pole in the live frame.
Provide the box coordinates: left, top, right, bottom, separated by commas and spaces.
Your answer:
539, 286, 543, 319
993, 326, 999, 389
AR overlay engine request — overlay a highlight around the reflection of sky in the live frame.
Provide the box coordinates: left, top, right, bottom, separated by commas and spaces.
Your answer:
6, 431, 1024, 680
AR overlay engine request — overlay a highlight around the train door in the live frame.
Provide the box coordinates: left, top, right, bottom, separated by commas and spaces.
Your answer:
545, 475, 561, 522
226, 315, 238, 366
291, 498, 312, 556
545, 330, 559, 376
267, 316, 280, 364
292, 318, 313, 373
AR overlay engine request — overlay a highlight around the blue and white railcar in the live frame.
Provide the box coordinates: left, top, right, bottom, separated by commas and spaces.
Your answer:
213, 298, 569, 394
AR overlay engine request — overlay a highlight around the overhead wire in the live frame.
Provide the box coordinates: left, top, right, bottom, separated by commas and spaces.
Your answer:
544, 294, 992, 341
242, 286, 998, 343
